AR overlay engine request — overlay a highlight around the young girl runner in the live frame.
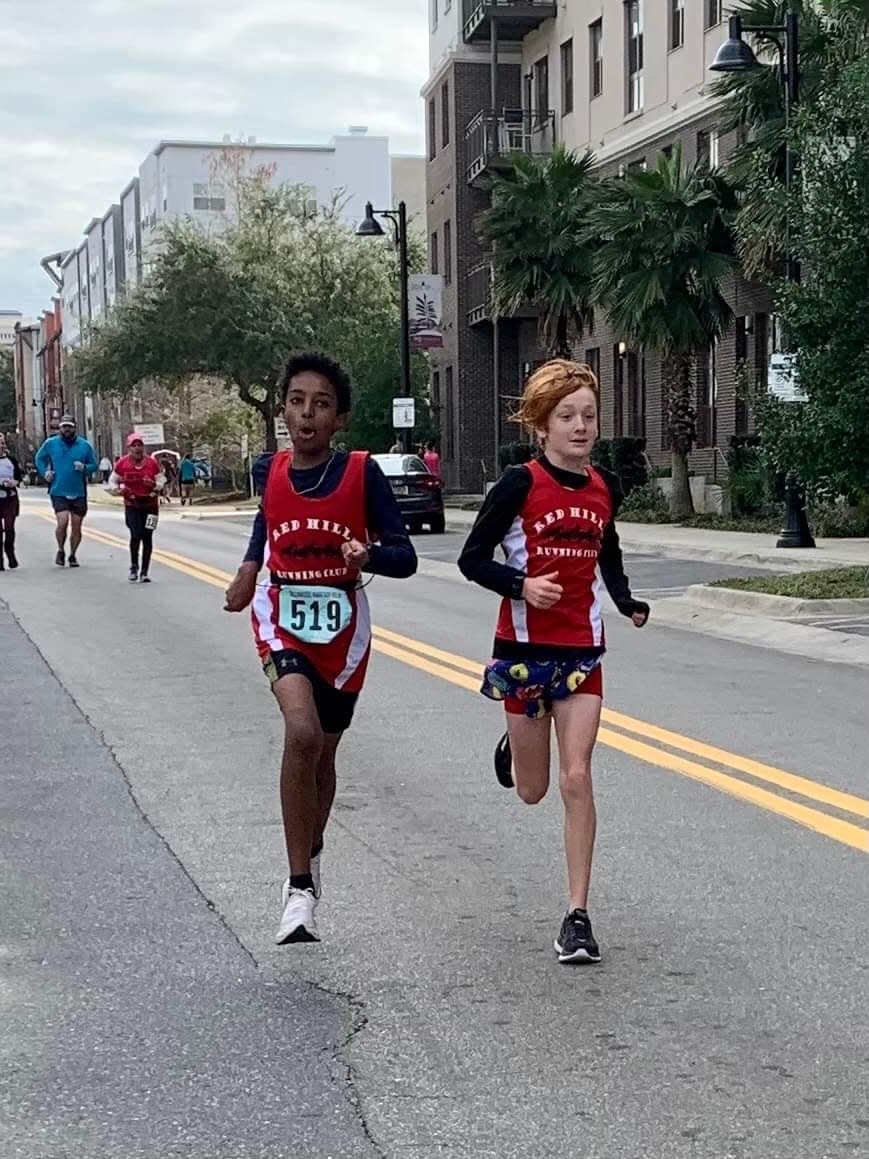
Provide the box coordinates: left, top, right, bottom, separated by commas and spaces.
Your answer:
224, 351, 417, 946
458, 359, 649, 964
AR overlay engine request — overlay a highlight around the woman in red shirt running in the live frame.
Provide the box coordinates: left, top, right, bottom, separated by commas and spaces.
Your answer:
108, 435, 165, 583
459, 360, 649, 965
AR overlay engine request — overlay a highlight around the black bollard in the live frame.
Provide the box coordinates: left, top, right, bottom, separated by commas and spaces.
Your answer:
777, 473, 815, 548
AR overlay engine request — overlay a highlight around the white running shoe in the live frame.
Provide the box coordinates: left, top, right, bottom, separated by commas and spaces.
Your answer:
286, 850, 322, 900
275, 886, 319, 945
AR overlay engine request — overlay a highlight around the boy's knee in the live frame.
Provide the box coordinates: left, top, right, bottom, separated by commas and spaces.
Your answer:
283, 718, 321, 759
516, 781, 547, 805
559, 762, 593, 805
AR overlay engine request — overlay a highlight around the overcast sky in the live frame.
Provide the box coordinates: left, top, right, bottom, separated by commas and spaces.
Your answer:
0, 0, 428, 317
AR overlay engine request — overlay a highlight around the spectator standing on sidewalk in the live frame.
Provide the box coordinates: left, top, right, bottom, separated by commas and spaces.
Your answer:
423, 442, 441, 478
179, 453, 197, 506
99, 454, 113, 484
0, 433, 22, 570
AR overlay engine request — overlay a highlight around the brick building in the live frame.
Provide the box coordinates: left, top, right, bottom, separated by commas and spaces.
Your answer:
423, 0, 777, 492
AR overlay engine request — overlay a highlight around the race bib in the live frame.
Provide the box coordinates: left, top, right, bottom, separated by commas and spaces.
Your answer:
145, 513, 159, 531
277, 586, 352, 645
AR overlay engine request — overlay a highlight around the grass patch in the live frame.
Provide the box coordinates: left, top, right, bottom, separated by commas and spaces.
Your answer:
712, 567, 869, 600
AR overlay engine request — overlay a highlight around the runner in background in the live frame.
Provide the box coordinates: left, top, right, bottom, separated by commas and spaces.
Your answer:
458, 360, 649, 965
0, 433, 22, 570
108, 434, 165, 583
224, 351, 417, 946
34, 416, 98, 568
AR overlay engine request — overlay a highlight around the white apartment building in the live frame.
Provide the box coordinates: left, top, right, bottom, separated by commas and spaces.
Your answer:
136, 130, 393, 258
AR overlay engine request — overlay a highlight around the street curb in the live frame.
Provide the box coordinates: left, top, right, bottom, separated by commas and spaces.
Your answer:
650, 597, 869, 669
684, 584, 869, 619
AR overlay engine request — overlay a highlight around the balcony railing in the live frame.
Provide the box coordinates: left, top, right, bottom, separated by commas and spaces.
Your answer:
465, 108, 556, 185
467, 261, 494, 326
462, 0, 557, 43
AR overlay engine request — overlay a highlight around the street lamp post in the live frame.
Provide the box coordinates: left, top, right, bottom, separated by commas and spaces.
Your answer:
356, 200, 413, 452
711, 7, 814, 548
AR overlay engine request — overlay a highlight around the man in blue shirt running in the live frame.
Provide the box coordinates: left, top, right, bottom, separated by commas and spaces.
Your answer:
35, 415, 98, 567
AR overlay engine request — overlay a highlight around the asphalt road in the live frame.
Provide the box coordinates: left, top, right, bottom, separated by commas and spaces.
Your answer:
2, 498, 868, 1159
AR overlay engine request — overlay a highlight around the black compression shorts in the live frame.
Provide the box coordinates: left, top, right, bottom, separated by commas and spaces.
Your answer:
262, 649, 358, 735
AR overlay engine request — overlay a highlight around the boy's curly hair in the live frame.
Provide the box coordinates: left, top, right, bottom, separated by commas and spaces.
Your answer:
279, 351, 352, 415
512, 359, 600, 433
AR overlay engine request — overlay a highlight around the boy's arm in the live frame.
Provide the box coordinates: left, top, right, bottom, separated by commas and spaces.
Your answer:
457, 468, 532, 599
363, 459, 417, 578
225, 455, 272, 611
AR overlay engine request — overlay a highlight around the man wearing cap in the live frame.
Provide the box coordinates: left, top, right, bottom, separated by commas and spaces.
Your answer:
35, 417, 99, 568
108, 434, 166, 582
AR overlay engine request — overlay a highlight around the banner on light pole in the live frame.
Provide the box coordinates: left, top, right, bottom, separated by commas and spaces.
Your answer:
409, 274, 444, 351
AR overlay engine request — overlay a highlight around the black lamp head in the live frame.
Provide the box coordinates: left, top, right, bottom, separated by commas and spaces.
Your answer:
710, 15, 760, 74
356, 202, 385, 237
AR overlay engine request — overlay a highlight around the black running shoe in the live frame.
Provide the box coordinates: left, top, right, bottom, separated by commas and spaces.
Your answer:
554, 910, 601, 964
55, 550, 65, 567
68, 555, 79, 568
494, 732, 514, 788
6, 551, 17, 569
140, 573, 151, 584
128, 567, 139, 583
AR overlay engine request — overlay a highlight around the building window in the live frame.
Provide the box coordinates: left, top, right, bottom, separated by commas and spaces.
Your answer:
696, 341, 718, 447
560, 39, 574, 116
626, 1, 644, 115
697, 128, 720, 169
445, 366, 455, 460
432, 370, 440, 413
735, 316, 750, 435
535, 54, 550, 120
193, 182, 225, 211
590, 20, 603, 99
661, 143, 674, 160
428, 99, 436, 161
628, 351, 646, 437
705, 0, 723, 29
585, 347, 601, 385
430, 230, 439, 276
443, 220, 452, 285
670, 0, 685, 50
441, 83, 450, 148
628, 157, 647, 172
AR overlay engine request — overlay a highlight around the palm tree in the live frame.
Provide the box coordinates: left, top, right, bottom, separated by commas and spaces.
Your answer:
478, 146, 598, 358
589, 147, 738, 518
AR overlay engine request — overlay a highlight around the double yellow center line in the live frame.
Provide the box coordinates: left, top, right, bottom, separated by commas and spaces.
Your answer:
44, 515, 869, 854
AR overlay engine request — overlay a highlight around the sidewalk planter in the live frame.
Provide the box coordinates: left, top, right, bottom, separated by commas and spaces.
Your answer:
656, 475, 707, 512
685, 584, 869, 620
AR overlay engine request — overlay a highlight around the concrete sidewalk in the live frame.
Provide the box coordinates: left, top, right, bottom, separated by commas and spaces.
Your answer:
443, 505, 869, 572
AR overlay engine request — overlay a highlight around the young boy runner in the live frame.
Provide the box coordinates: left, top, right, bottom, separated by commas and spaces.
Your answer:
224, 352, 417, 945
108, 434, 166, 582
458, 359, 649, 965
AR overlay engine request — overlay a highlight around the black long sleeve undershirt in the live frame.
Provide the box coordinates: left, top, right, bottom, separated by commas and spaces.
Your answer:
243, 452, 417, 580
457, 457, 647, 619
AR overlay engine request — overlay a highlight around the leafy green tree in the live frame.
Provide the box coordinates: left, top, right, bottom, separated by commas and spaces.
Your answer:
479, 146, 599, 357
714, 0, 869, 277
75, 173, 430, 453
0, 347, 15, 432
755, 37, 869, 497
589, 148, 738, 517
